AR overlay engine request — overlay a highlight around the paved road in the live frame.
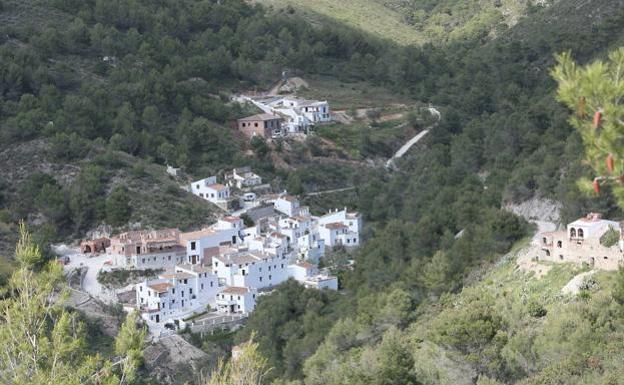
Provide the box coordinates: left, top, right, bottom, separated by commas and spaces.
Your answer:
305, 186, 356, 196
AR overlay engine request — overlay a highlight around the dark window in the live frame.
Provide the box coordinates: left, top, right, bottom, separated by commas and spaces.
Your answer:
191, 241, 196, 250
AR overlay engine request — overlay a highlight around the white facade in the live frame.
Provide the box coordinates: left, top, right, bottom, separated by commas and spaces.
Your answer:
288, 261, 338, 290
215, 216, 245, 232
302, 275, 338, 290
190, 177, 231, 204
181, 228, 242, 265
212, 251, 291, 290
227, 168, 263, 189
566, 213, 620, 240
121, 249, 187, 269
136, 266, 220, 324
276, 216, 324, 263
246, 96, 331, 134
216, 286, 257, 314
274, 195, 300, 217
317, 209, 361, 247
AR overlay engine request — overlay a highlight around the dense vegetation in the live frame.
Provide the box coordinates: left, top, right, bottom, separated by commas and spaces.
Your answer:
2, 0, 624, 384
257, 0, 532, 45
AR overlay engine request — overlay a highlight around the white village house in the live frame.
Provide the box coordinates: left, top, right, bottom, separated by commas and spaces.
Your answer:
190, 176, 231, 204
136, 264, 221, 324
244, 96, 331, 134
216, 286, 257, 314
225, 167, 263, 190
317, 208, 362, 248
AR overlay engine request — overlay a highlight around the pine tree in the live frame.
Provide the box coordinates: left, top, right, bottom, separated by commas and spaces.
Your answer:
202, 336, 271, 385
552, 48, 624, 206
0, 223, 146, 384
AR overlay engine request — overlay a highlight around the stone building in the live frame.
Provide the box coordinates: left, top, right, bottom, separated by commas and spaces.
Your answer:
538, 213, 624, 270
237, 113, 283, 139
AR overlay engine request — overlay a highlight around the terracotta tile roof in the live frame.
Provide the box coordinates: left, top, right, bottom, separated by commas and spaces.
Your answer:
221, 216, 241, 222
279, 195, 298, 202
159, 272, 193, 280
238, 113, 281, 121
295, 261, 315, 269
325, 222, 348, 229
207, 183, 228, 191
215, 252, 261, 265
147, 283, 173, 293
222, 286, 249, 295
180, 228, 217, 240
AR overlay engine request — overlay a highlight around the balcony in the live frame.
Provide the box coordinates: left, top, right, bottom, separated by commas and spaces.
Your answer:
216, 298, 237, 306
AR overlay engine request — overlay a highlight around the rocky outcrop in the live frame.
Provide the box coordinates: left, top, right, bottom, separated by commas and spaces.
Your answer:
503, 197, 561, 225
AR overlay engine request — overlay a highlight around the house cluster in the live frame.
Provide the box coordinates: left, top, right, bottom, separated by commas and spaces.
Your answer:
538, 212, 624, 270
187, 167, 264, 211
84, 193, 361, 327
237, 96, 332, 140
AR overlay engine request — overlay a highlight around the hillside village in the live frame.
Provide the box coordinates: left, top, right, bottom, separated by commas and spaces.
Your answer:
61, 166, 361, 335
235, 95, 332, 140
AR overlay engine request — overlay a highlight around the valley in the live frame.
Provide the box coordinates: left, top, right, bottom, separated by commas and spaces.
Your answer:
2, 0, 624, 384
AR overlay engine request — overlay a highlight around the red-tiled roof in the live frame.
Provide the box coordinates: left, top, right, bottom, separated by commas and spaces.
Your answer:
207, 183, 228, 191
325, 222, 347, 229
147, 283, 173, 293
222, 286, 248, 295
238, 113, 281, 121
295, 261, 315, 269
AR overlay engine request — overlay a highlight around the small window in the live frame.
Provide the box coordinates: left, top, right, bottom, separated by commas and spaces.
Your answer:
191, 241, 196, 251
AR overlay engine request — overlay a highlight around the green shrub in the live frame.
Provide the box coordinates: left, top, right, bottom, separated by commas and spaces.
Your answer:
600, 227, 619, 247
527, 301, 547, 318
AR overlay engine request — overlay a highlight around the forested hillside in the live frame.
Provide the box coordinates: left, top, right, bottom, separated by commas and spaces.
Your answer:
2, 0, 624, 384
256, 0, 534, 44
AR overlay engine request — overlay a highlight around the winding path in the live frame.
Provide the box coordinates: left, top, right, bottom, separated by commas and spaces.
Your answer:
386, 107, 441, 169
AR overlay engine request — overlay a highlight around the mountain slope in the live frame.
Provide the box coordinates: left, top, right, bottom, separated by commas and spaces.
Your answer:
255, 0, 531, 44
